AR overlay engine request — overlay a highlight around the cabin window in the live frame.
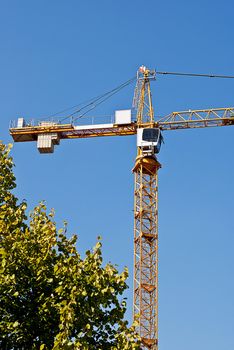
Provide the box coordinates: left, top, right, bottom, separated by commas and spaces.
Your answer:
142, 128, 160, 142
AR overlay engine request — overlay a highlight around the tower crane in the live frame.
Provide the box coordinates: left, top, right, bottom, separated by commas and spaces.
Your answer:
9, 66, 234, 350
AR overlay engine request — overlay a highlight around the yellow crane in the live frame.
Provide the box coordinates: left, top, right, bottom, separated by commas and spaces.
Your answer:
9, 66, 234, 350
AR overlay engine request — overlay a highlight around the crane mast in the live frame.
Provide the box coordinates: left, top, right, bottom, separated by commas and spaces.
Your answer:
133, 66, 160, 349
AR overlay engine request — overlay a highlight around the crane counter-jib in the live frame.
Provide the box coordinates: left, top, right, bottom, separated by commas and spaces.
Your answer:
9, 122, 138, 142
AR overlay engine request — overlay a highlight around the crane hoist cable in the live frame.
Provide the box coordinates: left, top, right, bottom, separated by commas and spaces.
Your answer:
39, 76, 136, 123
41, 70, 234, 123
41, 95, 110, 121
74, 77, 137, 121
156, 71, 234, 79
58, 76, 136, 123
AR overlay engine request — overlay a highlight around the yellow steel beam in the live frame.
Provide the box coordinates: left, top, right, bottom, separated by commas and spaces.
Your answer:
133, 67, 160, 349
9, 124, 137, 142
133, 153, 161, 350
157, 107, 234, 130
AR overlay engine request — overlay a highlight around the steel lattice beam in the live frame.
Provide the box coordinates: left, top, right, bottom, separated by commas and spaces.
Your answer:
133, 155, 161, 349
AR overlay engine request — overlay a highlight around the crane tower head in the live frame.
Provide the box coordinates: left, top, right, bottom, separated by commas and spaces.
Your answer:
138, 66, 156, 79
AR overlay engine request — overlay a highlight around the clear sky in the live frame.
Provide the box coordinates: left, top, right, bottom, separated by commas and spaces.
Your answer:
1, 1, 234, 349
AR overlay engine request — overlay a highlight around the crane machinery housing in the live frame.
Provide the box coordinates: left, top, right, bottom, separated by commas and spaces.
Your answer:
9, 66, 234, 350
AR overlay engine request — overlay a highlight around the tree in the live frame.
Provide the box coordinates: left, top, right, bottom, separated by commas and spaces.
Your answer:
0, 142, 140, 350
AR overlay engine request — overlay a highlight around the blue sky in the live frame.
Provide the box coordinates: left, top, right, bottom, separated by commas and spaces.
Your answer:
1, 1, 234, 349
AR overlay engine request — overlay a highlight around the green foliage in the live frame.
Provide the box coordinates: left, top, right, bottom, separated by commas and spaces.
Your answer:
0, 142, 140, 349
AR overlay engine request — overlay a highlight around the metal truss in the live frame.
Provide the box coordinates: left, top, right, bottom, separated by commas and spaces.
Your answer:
133, 154, 161, 349
157, 107, 234, 130
9, 123, 137, 142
